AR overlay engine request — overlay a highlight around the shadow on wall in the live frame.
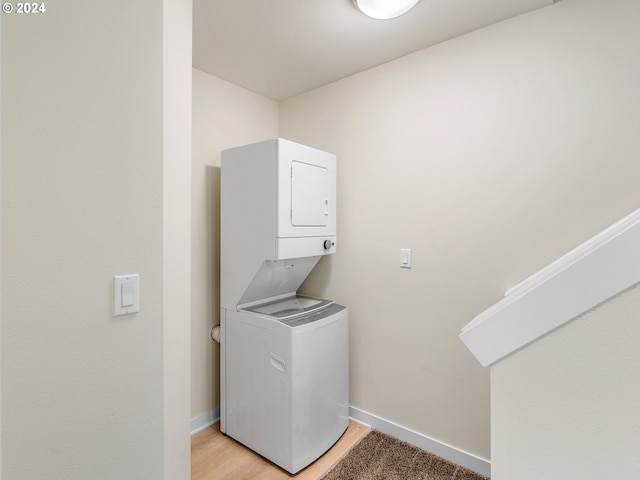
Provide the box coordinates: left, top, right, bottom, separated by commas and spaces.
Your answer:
207, 164, 221, 403
300, 252, 335, 301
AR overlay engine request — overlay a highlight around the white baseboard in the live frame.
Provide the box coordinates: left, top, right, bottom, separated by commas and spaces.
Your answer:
190, 405, 491, 478
349, 406, 491, 478
190, 407, 220, 434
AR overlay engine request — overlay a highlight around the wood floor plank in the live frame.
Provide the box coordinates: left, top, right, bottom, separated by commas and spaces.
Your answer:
191, 420, 369, 480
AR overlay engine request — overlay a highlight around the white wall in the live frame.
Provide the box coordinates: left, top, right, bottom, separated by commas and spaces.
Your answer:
0, 12, 3, 477
2, 1, 191, 478
279, 0, 640, 461
491, 283, 640, 479
163, 0, 192, 478
191, 69, 278, 421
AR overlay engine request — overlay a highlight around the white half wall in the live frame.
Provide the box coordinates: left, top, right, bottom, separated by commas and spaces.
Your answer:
461, 208, 640, 366
491, 283, 640, 479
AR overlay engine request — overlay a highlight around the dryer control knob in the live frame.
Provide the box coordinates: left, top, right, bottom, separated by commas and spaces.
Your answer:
323, 239, 333, 250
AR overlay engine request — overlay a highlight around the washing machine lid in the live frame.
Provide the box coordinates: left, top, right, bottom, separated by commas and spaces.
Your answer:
246, 295, 334, 320
237, 257, 321, 308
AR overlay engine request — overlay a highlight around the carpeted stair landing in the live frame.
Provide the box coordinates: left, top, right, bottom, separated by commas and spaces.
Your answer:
320, 430, 489, 480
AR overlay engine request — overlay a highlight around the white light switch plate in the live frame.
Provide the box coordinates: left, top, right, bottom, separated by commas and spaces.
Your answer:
400, 248, 412, 268
114, 274, 140, 316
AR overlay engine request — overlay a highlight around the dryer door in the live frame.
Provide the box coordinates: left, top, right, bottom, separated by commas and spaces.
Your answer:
291, 161, 329, 227
276, 138, 336, 238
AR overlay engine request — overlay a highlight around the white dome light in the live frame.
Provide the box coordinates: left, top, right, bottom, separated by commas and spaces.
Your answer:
352, 0, 420, 20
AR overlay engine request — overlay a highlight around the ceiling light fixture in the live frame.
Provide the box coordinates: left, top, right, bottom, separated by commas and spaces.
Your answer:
352, 0, 420, 20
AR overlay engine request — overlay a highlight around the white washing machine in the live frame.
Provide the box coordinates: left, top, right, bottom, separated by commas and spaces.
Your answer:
222, 296, 348, 473
220, 139, 349, 473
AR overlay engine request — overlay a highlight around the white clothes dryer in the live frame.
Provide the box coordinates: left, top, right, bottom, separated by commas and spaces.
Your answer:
220, 139, 348, 473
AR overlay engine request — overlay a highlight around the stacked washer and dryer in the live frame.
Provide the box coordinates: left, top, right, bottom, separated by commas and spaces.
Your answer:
220, 138, 349, 474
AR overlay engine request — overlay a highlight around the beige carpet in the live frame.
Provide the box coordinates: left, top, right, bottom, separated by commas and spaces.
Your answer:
320, 430, 489, 480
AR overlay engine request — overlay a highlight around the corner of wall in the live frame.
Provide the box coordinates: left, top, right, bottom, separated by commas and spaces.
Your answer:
164, 0, 193, 479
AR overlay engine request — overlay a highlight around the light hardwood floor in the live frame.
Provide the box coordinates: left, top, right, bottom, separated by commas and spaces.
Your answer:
191, 421, 370, 480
